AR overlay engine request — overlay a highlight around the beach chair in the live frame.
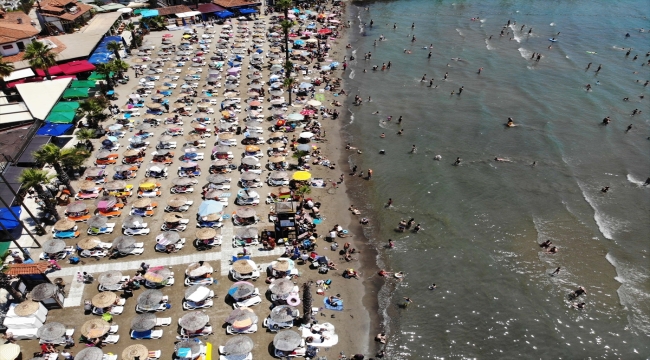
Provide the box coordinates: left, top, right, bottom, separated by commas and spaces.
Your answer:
102, 354, 117, 360
183, 299, 214, 310
148, 350, 162, 359
109, 324, 119, 334
130, 329, 163, 340
102, 334, 120, 344
156, 317, 172, 326
225, 324, 257, 335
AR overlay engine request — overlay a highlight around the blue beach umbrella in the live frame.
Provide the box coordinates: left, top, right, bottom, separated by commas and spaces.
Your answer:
299, 83, 313, 89
198, 200, 224, 216
294, 40, 305, 46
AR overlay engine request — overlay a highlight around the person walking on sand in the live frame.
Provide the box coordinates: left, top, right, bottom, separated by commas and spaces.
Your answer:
367, 169, 373, 179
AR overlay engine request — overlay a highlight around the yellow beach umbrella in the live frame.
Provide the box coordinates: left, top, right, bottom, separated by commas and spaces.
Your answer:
139, 182, 156, 191
292, 171, 311, 181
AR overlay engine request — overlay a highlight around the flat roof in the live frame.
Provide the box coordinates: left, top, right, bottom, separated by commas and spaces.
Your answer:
3, 68, 35, 82
82, 12, 122, 36
15, 78, 72, 120
55, 33, 104, 61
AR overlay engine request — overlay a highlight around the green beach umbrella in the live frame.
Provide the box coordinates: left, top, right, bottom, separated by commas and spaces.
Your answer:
46, 111, 75, 123
63, 88, 89, 99
71, 80, 97, 88
51, 102, 80, 112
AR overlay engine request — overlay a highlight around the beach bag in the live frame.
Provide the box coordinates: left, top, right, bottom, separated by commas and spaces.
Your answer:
324, 279, 332, 286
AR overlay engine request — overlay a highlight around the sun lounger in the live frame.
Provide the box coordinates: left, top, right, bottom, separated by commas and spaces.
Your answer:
219, 353, 252, 360
274, 346, 306, 358
263, 318, 293, 331
148, 350, 162, 359
130, 329, 163, 340
226, 324, 257, 335
156, 317, 172, 326
183, 299, 214, 310
102, 334, 120, 344
233, 295, 262, 309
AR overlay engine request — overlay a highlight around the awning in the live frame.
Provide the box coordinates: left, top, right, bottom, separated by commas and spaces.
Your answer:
0, 206, 22, 230
71, 80, 97, 88
63, 88, 89, 99
36, 123, 73, 136
46, 111, 76, 123
51, 101, 80, 112
35, 66, 64, 77
128, 2, 148, 8
15, 78, 73, 120
140, 9, 159, 17
59, 60, 96, 75
215, 10, 234, 18
240, 8, 257, 14
177, 11, 201, 17
3, 68, 35, 82
0, 166, 24, 206
16, 136, 51, 166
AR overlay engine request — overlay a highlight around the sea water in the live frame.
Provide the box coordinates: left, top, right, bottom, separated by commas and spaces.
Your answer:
342, 0, 650, 357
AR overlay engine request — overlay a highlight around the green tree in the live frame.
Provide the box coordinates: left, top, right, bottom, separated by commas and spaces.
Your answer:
280, 19, 293, 73
295, 184, 311, 203
32, 143, 88, 195
110, 59, 129, 78
24, 41, 57, 80
95, 62, 114, 87
0, 55, 15, 90
18, 0, 34, 15
140, 16, 165, 32
18, 169, 60, 220
75, 128, 96, 141
283, 76, 295, 106
124, 23, 142, 49
106, 41, 123, 60
78, 97, 109, 129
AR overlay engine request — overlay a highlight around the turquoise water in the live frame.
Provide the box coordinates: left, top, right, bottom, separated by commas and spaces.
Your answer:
343, 0, 650, 357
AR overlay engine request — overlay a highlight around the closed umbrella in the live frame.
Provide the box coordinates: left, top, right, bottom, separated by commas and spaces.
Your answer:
196, 228, 217, 240
273, 330, 302, 351
66, 201, 87, 213
98, 270, 122, 285
122, 344, 148, 360
37, 322, 66, 341
179, 312, 209, 331
131, 313, 157, 332
223, 335, 254, 356
75, 347, 103, 360
78, 237, 101, 250
42, 239, 65, 254
80, 319, 111, 338
31, 283, 57, 301
228, 281, 255, 299
270, 278, 295, 295
14, 301, 40, 317
137, 289, 164, 311
92, 292, 117, 308
270, 305, 298, 322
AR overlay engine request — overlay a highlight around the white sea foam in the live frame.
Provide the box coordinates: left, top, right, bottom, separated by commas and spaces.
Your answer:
606, 253, 650, 335
518, 47, 533, 59
626, 174, 646, 186
480, 19, 486, 23
576, 181, 626, 240
550, 22, 556, 26
349, 70, 355, 79
456, 28, 464, 37
509, 25, 522, 43
485, 39, 494, 50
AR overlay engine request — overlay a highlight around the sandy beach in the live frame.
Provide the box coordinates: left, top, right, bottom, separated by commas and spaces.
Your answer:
13, 1, 385, 359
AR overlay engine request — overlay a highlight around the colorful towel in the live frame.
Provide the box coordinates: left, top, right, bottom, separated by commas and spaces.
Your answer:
323, 298, 343, 311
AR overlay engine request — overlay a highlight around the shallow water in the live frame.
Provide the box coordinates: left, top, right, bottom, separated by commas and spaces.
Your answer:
342, 0, 650, 357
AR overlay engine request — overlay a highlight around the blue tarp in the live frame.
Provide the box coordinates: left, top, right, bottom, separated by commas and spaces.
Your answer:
215, 10, 234, 18
0, 206, 22, 230
89, 35, 126, 65
141, 9, 159, 18
240, 8, 257, 14
36, 123, 73, 136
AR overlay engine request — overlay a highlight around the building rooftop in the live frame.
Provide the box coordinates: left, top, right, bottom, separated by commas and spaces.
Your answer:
156, 5, 192, 16
38, 0, 93, 21
5, 262, 51, 275
0, 11, 39, 45
213, 0, 259, 9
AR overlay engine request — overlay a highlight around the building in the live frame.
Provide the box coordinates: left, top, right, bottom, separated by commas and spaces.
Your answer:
0, 10, 40, 57
37, 0, 93, 34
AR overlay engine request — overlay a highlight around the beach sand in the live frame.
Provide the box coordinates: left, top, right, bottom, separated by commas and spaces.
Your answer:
16, 2, 383, 359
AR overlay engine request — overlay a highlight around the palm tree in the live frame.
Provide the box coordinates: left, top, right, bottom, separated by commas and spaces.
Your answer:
75, 128, 96, 142
78, 97, 109, 129
280, 19, 293, 70
301, 281, 312, 325
283, 76, 295, 106
0, 55, 15, 90
32, 143, 87, 195
24, 41, 57, 80
295, 184, 311, 203
106, 41, 123, 60
95, 63, 114, 87
124, 23, 142, 50
18, 169, 60, 220
110, 59, 129, 78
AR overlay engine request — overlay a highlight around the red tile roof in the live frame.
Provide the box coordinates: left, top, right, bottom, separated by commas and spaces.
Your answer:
6, 262, 51, 275
1, 37, 67, 63
213, 0, 259, 9
0, 12, 39, 44
157, 5, 192, 16
38, 0, 92, 21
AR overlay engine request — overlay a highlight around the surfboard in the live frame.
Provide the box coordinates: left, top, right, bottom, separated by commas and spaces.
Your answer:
549, 38, 557, 42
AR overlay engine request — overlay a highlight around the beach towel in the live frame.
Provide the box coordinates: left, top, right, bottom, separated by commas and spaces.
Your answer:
311, 178, 325, 188
323, 298, 343, 311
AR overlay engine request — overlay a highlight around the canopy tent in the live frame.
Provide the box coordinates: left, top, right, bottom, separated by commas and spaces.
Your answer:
71, 80, 97, 88
36, 123, 73, 136
239, 8, 257, 14
15, 78, 73, 120
59, 61, 96, 75
176, 11, 201, 17
88, 71, 114, 81
35, 66, 64, 77
215, 10, 234, 18
2, 68, 35, 82
140, 9, 159, 17
63, 88, 90, 99
0, 206, 22, 230
51, 102, 80, 112
45, 111, 75, 124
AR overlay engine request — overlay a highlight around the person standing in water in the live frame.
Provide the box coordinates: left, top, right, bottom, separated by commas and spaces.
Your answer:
595, 64, 602, 73
586, 62, 592, 70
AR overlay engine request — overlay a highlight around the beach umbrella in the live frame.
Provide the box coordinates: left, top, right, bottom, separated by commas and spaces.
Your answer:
272, 258, 292, 272
204, 189, 224, 200
92, 292, 117, 308
123, 215, 144, 228
270, 305, 298, 323
103, 180, 127, 191
144, 267, 171, 283
235, 207, 256, 219
77, 237, 101, 250
123, 149, 140, 157
167, 194, 188, 208
287, 113, 304, 121
159, 134, 173, 142
273, 330, 302, 351
75, 348, 103, 360
296, 144, 311, 152
299, 131, 314, 139
122, 345, 148, 360
175, 341, 200, 357
223, 336, 254, 356
155, 231, 180, 245
53, 218, 75, 231
241, 172, 259, 181
113, 235, 136, 253
0, 344, 20, 360
185, 285, 211, 302
184, 133, 203, 142
320, 65, 331, 71
97, 270, 122, 286
226, 307, 258, 329
137, 289, 164, 311
269, 88, 284, 96
179, 312, 209, 331
186, 262, 213, 277
241, 157, 259, 166
13, 300, 40, 317
269, 171, 289, 179
196, 228, 217, 240
114, 164, 135, 172
131, 313, 157, 332
95, 149, 116, 159
269, 64, 282, 72
292, 171, 311, 181
37, 322, 66, 341
163, 213, 185, 223
135, 123, 151, 131
270, 278, 295, 296
228, 281, 255, 299
133, 198, 152, 208
31, 283, 57, 301
207, 174, 229, 184
80, 319, 111, 338
198, 200, 224, 216
95, 196, 117, 209
42, 239, 66, 254
231, 260, 254, 274
299, 82, 313, 89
